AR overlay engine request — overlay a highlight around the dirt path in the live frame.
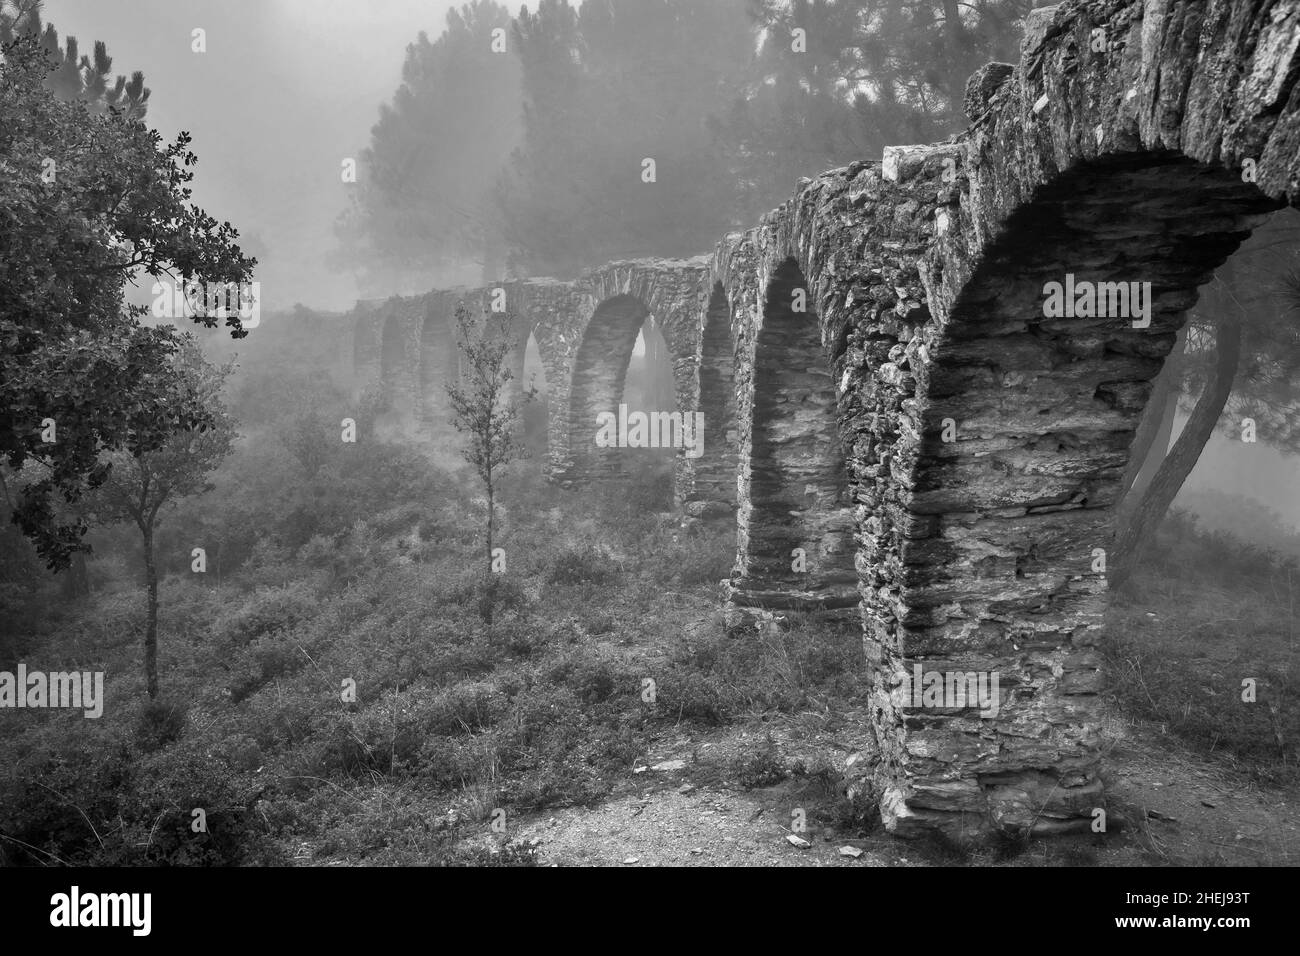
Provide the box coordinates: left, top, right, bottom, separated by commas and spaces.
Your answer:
479, 714, 1300, 867
1098, 716, 1300, 866
514, 787, 882, 867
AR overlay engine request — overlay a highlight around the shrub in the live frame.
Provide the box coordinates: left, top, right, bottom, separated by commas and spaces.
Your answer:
546, 545, 620, 586
218, 582, 318, 647
541, 651, 631, 707
309, 683, 508, 780
0, 735, 277, 866
423, 682, 509, 736
134, 698, 188, 753
655, 669, 730, 724
123, 741, 279, 865
729, 738, 788, 789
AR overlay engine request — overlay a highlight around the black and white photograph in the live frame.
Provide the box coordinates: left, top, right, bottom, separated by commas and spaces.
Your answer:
0, 0, 1296, 930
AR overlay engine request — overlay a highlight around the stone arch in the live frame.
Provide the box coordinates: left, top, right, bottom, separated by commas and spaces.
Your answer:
686, 281, 739, 518
572, 259, 712, 500
854, 0, 1300, 838
874, 155, 1283, 840
728, 258, 858, 620
565, 293, 651, 483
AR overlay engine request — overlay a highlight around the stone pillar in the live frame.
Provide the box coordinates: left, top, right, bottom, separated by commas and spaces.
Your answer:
669, 348, 700, 508
684, 283, 739, 519
352, 302, 384, 399
726, 259, 859, 628
376, 300, 411, 413
418, 295, 456, 423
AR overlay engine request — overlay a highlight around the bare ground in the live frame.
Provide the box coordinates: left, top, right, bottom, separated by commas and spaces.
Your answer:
465, 710, 1300, 867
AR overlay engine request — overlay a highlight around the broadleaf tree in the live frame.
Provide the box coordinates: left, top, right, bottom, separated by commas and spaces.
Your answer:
0, 32, 255, 570
91, 339, 237, 699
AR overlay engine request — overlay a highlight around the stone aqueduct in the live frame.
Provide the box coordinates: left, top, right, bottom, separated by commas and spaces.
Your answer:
349, 0, 1300, 837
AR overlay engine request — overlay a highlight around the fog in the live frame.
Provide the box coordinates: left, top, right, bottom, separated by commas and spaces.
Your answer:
47, 0, 458, 309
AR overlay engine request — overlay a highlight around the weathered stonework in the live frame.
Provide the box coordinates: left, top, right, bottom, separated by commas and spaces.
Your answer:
352, 261, 715, 501
349, 0, 1300, 839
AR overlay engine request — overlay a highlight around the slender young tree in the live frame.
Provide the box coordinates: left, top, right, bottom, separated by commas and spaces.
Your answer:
445, 305, 533, 623
94, 341, 237, 699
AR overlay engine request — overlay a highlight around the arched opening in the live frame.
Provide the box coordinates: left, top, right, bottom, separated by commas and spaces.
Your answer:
887, 154, 1289, 836
690, 281, 738, 515
1124, 208, 1300, 548
419, 302, 456, 421
566, 294, 650, 482
625, 316, 681, 499
521, 329, 549, 458
1094, 205, 1300, 814
379, 309, 406, 412
917, 156, 1281, 638
734, 259, 857, 615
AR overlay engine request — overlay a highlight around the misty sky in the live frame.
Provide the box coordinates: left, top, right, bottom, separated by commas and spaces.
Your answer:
46, 0, 460, 310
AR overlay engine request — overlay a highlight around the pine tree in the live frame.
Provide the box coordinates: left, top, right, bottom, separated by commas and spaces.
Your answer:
497, 0, 752, 275
334, 0, 520, 293
0, 0, 150, 117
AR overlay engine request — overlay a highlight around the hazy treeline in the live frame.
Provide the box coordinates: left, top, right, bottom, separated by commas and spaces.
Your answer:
334, 0, 1033, 289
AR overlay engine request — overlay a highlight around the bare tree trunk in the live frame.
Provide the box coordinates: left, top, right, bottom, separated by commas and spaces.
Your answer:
60, 549, 90, 600
1110, 309, 1242, 592
1131, 384, 1179, 500
1120, 324, 1187, 504
142, 523, 159, 699
484, 477, 496, 625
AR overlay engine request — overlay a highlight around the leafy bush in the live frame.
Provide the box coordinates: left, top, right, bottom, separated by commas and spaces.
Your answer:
134, 698, 188, 753
546, 545, 621, 585
0, 733, 277, 866
217, 582, 319, 647
729, 738, 788, 789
